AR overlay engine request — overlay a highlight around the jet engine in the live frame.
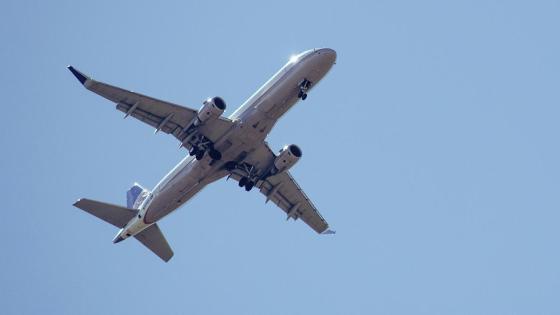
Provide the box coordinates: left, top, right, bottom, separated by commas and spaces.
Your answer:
197, 97, 226, 124
273, 144, 302, 174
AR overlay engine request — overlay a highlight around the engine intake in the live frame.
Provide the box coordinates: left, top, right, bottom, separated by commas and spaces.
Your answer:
274, 144, 302, 174
197, 97, 226, 124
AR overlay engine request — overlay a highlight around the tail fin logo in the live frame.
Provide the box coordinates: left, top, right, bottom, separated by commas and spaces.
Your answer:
126, 183, 150, 209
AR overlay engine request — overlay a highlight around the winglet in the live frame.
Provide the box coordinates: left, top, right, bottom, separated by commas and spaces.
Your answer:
67, 65, 89, 85
322, 229, 336, 235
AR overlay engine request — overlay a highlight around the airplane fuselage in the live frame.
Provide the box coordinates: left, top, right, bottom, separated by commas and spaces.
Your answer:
116, 48, 336, 241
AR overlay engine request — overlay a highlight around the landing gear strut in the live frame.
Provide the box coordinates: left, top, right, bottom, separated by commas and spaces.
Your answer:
298, 79, 311, 100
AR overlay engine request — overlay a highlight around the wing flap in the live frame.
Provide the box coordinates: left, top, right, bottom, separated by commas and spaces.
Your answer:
115, 101, 183, 135
86, 80, 196, 131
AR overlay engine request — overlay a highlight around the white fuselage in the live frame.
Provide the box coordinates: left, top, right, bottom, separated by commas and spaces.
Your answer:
116, 48, 336, 240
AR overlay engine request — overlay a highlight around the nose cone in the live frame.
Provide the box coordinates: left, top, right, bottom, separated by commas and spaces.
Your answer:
316, 48, 337, 65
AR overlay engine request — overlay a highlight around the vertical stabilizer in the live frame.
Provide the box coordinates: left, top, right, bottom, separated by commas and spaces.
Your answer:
127, 183, 150, 209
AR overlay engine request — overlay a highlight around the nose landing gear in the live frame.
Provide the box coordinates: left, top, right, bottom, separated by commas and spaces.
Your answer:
298, 79, 312, 100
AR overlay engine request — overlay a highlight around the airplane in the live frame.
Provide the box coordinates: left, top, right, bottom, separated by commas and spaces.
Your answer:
69, 48, 337, 262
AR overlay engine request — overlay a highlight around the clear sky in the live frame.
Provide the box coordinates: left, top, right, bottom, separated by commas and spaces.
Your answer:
1, 0, 559, 314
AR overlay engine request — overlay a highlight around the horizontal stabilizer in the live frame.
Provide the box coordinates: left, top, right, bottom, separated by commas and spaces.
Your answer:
134, 224, 174, 262
73, 198, 137, 228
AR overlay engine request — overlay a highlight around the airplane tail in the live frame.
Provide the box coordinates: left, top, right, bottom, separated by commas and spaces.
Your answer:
126, 182, 150, 209
73, 198, 174, 262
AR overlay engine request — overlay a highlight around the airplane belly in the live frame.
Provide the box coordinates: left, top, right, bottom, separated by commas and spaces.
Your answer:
143, 159, 223, 224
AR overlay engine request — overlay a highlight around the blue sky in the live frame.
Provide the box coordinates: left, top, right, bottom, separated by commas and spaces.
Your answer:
1, 0, 560, 314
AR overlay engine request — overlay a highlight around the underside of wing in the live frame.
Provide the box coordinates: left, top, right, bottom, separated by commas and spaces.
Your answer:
67, 66, 234, 146
228, 143, 332, 234
259, 171, 330, 234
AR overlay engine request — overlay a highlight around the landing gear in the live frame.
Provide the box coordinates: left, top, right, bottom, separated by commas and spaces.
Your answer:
190, 146, 205, 160
238, 177, 255, 191
189, 146, 199, 156
189, 145, 222, 161
227, 162, 259, 192
298, 79, 311, 100
185, 131, 223, 161
189, 145, 203, 160
244, 181, 254, 192
208, 149, 222, 161
224, 161, 237, 171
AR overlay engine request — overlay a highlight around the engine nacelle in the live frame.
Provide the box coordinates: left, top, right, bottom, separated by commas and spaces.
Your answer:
197, 97, 226, 124
274, 144, 302, 174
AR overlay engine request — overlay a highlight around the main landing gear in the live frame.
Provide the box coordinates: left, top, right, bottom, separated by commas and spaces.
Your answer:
189, 145, 222, 161
238, 176, 255, 192
298, 79, 312, 100
226, 161, 257, 192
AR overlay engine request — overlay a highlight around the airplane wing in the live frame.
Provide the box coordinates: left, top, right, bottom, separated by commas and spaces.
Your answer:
230, 144, 332, 234
67, 66, 233, 145
259, 171, 331, 234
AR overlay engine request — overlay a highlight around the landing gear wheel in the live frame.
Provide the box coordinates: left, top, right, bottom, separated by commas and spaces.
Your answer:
244, 181, 254, 192
298, 90, 304, 98
301, 93, 307, 100
195, 150, 205, 160
239, 177, 248, 187
189, 147, 199, 156
208, 149, 222, 160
